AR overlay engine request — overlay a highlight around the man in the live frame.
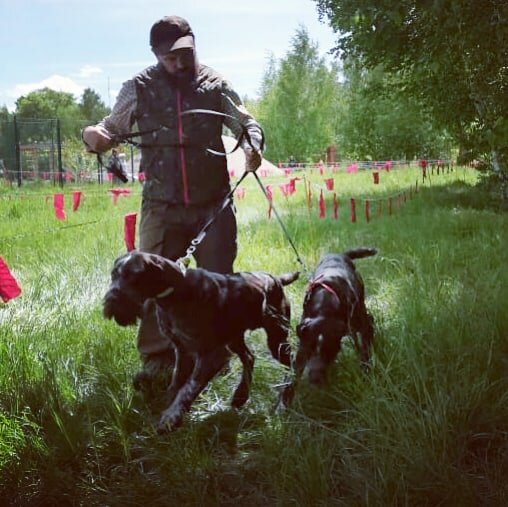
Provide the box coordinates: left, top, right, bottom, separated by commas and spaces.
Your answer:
83, 15, 263, 390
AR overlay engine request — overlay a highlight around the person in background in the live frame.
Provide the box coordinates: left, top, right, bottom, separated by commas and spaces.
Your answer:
82, 15, 263, 392
106, 148, 129, 183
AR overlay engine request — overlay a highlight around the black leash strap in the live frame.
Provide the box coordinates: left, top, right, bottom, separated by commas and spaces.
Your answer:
251, 171, 308, 274
177, 170, 250, 271
109, 109, 264, 156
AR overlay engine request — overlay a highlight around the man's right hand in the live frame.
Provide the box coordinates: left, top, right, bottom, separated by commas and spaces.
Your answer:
82, 125, 116, 153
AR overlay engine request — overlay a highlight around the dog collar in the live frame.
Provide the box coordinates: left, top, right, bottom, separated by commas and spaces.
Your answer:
156, 286, 174, 299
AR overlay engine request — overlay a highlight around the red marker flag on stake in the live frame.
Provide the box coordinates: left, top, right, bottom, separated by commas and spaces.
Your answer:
0, 257, 22, 303
138, 172, 146, 182
384, 161, 391, 172
319, 190, 326, 218
235, 187, 245, 200
350, 198, 356, 223
124, 213, 137, 252
324, 178, 334, 191
72, 191, 82, 212
333, 193, 338, 219
266, 185, 273, 219
365, 200, 370, 223
288, 177, 299, 195
109, 188, 132, 205
373, 172, 380, 184
53, 193, 66, 220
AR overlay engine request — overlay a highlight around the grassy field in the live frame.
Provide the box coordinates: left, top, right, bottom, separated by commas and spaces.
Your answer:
0, 165, 507, 506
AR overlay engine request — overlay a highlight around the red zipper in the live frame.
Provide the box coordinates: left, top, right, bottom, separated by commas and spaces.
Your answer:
176, 89, 190, 206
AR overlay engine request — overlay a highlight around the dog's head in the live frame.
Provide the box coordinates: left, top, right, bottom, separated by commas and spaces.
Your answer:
103, 251, 185, 326
296, 316, 347, 385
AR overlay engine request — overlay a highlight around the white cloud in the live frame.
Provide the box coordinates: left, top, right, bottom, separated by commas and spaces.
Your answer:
7, 74, 84, 100
76, 65, 103, 78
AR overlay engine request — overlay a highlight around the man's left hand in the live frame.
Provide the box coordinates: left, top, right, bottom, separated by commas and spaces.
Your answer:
245, 149, 262, 172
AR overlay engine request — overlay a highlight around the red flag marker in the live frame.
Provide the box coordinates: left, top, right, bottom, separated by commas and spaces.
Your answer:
288, 177, 299, 195
0, 257, 21, 303
384, 161, 391, 172
333, 193, 338, 219
266, 185, 273, 219
53, 193, 66, 220
72, 191, 82, 212
373, 172, 380, 184
350, 198, 356, 223
319, 190, 325, 218
138, 172, 146, 182
365, 200, 370, 223
124, 213, 137, 252
324, 178, 334, 191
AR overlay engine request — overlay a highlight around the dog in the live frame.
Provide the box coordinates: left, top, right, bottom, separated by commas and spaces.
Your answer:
280, 248, 376, 405
103, 251, 299, 432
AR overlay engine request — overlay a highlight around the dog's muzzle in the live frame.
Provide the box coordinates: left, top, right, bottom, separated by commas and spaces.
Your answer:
103, 287, 143, 326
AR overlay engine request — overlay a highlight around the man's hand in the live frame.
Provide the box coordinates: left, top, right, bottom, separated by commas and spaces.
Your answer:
244, 148, 262, 172
82, 125, 116, 153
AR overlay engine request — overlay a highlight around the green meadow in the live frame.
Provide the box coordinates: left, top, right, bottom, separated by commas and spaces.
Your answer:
0, 166, 507, 506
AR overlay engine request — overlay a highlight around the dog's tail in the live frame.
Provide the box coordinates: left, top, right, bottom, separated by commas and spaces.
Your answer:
343, 247, 377, 260
278, 272, 300, 286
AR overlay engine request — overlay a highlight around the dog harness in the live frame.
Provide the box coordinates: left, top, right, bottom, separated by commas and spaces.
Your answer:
304, 274, 340, 303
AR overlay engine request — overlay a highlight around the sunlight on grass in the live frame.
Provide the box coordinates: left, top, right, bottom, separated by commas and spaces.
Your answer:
1, 166, 508, 504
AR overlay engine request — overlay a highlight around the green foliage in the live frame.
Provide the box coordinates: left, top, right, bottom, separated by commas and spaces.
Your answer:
338, 59, 454, 160
79, 88, 110, 124
256, 26, 342, 163
314, 0, 508, 175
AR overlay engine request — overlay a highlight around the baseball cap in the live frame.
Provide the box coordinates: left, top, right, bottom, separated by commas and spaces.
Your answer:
150, 16, 195, 54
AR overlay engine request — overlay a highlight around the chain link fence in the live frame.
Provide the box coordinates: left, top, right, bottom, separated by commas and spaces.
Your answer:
0, 117, 138, 187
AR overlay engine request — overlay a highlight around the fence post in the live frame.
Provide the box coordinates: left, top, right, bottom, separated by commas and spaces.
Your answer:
13, 115, 21, 187
56, 118, 63, 188
130, 145, 134, 182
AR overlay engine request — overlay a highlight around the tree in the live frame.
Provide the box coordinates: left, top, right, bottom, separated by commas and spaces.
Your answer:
256, 26, 342, 163
314, 0, 508, 192
15, 88, 81, 139
79, 88, 110, 124
338, 59, 453, 160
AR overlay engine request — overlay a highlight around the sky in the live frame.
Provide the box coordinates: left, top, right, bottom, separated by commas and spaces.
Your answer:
0, 0, 339, 112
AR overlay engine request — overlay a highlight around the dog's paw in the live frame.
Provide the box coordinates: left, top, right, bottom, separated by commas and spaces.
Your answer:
275, 383, 295, 411
231, 385, 249, 409
157, 409, 183, 434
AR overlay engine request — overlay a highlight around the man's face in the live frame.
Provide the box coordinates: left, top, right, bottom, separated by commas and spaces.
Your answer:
156, 48, 195, 81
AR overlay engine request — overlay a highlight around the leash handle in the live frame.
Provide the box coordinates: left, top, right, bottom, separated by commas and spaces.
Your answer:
252, 171, 308, 275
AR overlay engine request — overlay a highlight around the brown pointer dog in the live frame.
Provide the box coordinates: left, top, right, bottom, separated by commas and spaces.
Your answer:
103, 251, 299, 432
280, 248, 376, 405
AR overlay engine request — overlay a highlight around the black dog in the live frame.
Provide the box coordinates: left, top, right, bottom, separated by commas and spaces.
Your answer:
103, 251, 299, 432
280, 248, 376, 404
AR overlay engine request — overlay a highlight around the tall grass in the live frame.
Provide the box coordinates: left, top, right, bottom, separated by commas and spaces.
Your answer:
0, 166, 507, 506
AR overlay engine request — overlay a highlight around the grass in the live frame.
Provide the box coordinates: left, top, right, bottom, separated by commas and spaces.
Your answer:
0, 165, 507, 506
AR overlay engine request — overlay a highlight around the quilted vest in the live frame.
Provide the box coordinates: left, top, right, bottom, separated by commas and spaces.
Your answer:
134, 63, 230, 205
